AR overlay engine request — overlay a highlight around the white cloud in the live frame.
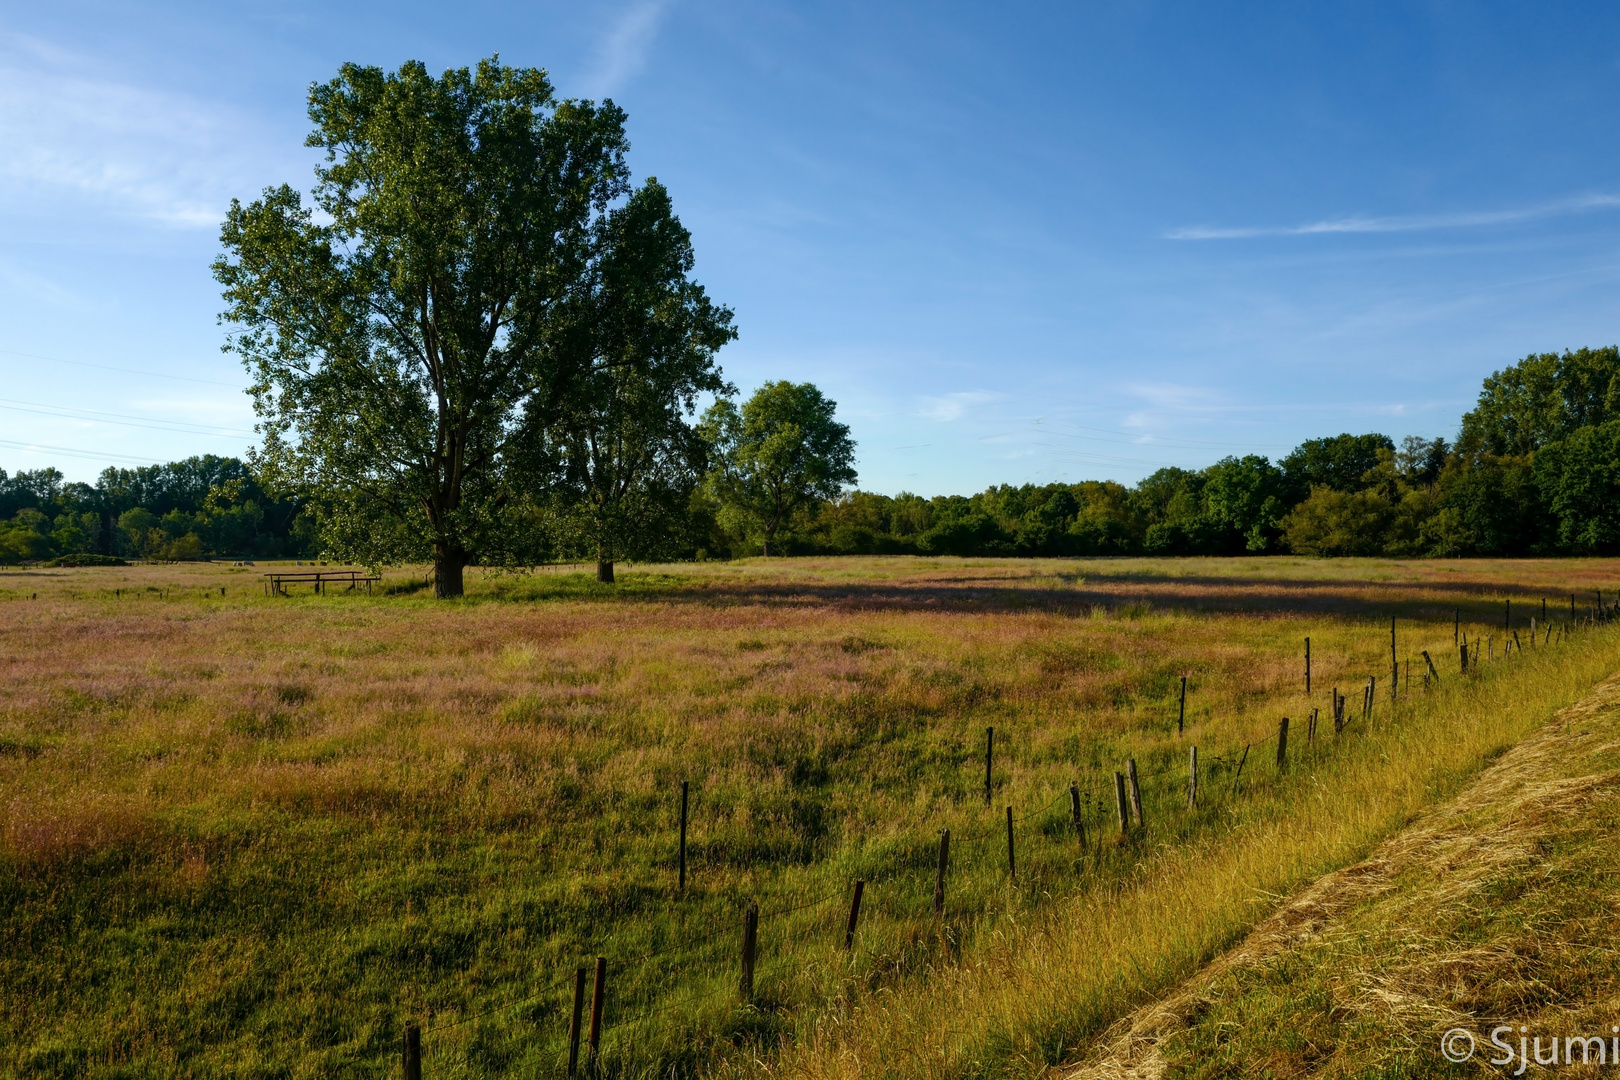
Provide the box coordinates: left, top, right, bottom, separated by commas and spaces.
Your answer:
918, 390, 1000, 422
580, 1, 671, 98
1165, 193, 1620, 241
0, 33, 279, 228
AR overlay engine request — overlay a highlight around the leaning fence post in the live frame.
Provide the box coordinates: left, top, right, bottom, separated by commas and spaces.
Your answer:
1422, 650, 1438, 683
1127, 759, 1144, 829
1114, 772, 1129, 835
403, 1022, 421, 1080
844, 880, 864, 950
1005, 806, 1016, 880
588, 957, 606, 1072
1187, 746, 1198, 807
933, 829, 950, 914
1276, 717, 1289, 771
740, 902, 759, 1000
567, 967, 587, 1077
1069, 784, 1087, 850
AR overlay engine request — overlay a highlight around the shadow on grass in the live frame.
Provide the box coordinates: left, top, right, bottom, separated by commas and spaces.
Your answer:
468, 564, 1595, 623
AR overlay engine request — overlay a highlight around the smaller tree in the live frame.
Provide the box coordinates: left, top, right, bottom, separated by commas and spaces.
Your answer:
701, 381, 856, 556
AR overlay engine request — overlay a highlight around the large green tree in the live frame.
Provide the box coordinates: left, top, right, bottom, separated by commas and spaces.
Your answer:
215, 57, 633, 596
1457, 346, 1620, 457
522, 180, 735, 582
701, 381, 857, 556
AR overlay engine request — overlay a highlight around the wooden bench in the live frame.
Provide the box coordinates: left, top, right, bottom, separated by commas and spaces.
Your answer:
263, 570, 381, 596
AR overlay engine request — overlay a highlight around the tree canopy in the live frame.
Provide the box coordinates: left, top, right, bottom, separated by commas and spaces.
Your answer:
215, 56, 731, 596
700, 382, 857, 556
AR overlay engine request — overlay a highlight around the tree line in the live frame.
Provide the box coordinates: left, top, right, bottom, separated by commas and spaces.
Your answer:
0, 456, 311, 564
8, 344, 1620, 568
783, 347, 1620, 559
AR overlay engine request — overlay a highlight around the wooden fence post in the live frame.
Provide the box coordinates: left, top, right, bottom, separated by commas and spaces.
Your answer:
1231, 744, 1250, 795
984, 727, 994, 807
1187, 746, 1198, 807
588, 957, 606, 1072
1308, 707, 1317, 741
1531, 617, 1537, 646
1005, 806, 1016, 880
678, 781, 688, 892
740, 903, 759, 1000
1276, 717, 1289, 771
1070, 784, 1087, 850
1304, 637, 1311, 696
1178, 675, 1187, 733
403, 1022, 421, 1080
933, 830, 949, 915
1127, 759, 1144, 829
1114, 772, 1129, 835
567, 967, 587, 1077
1390, 618, 1397, 701
1422, 650, 1438, 683
1513, 629, 1523, 654
844, 881, 864, 950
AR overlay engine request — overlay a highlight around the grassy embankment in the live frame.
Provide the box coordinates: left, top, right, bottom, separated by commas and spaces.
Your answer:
0, 556, 1615, 1078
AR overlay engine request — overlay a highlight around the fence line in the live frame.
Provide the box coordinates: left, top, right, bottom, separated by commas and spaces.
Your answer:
413, 607, 1609, 1073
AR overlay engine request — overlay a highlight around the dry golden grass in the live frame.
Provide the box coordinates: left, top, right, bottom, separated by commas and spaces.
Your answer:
1066, 670, 1620, 1078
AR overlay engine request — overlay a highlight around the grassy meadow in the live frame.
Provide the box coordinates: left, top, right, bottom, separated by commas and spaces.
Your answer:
2, 555, 1618, 1078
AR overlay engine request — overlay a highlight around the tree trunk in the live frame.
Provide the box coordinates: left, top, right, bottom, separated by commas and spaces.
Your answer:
434, 550, 466, 598
761, 537, 771, 557
597, 560, 615, 584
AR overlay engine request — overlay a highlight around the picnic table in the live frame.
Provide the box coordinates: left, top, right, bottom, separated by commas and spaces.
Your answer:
263, 569, 381, 596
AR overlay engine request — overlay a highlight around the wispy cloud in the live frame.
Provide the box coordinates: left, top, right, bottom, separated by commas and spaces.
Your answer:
0, 33, 278, 228
580, 1, 671, 98
1165, 193, 1620, 241
918, 390, 1000, 422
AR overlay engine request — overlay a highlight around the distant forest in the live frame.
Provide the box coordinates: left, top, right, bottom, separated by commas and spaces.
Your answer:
5, 345, 1620, 563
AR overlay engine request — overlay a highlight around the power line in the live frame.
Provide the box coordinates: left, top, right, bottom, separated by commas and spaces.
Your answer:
0, 347, 243, 388
0, 438, 183, 467
0, 398, 255, 438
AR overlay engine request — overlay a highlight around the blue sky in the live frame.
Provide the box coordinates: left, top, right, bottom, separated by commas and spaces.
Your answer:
4, 2, 1620, 494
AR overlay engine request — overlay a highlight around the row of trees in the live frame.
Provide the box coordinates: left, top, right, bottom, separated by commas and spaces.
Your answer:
773, 346, 1620, 560
0, 456, 312, 564
9, 344, 1620, 567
